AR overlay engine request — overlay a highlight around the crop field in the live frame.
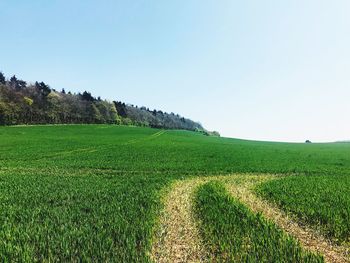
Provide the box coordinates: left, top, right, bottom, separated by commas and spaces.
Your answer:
257, 174, 350, 244
194, 181, 323, 262
0, 125, 350, 262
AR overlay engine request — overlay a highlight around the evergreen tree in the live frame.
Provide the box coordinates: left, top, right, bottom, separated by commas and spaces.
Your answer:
0, 72, 5, 84
81, 91, 95, 101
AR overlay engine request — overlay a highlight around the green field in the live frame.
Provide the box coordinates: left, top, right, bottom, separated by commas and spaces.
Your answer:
1, 125, 349, 261
257, 174, 350, 244
194, 181, 323, 262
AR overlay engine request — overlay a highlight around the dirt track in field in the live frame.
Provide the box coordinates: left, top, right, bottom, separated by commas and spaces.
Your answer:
151, 174, 349, 263
225, 175, 349, 263
151, 178, 208, 263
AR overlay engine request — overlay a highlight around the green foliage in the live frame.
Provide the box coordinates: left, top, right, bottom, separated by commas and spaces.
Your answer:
257, 175, 350, 244
23, 96, 33, 106
194, 181, 324, 262
121, 117, 134, 126
195, 128, 221, 136
114, 101, 203, 131
0, 82, 121, 125
0, 72, 203, 131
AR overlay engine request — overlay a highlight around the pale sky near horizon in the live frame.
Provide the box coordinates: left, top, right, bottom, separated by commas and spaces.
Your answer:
1, 0, 350, 142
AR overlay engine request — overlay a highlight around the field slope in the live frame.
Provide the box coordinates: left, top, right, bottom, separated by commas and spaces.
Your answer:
0, 125, 349, 261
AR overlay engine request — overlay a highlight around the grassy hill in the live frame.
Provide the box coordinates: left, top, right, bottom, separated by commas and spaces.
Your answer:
0, 125, 349, 261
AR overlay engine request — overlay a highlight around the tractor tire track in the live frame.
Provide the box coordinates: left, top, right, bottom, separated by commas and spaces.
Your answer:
123, 130, 166, 145
151, 175, 349, 263
225, 177, 349, 263
151, 178, 209, 263
28, 130, 166, 162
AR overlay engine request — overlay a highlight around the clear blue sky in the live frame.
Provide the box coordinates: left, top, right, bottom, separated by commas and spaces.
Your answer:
1, 0, 350, 142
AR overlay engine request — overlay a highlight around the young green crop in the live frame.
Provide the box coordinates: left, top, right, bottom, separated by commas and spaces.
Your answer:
194, 181, 324, 262
2, 125, 350, 176
0, 125, 349, 260
0, 170, 170, 261
256, 175, 350, 244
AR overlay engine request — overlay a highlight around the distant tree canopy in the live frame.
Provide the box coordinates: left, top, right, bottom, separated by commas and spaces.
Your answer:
113, 101, 204, 130
0, 71, 209, 133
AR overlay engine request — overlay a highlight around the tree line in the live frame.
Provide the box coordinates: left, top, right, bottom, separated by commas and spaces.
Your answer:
0, 72, 217, 134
